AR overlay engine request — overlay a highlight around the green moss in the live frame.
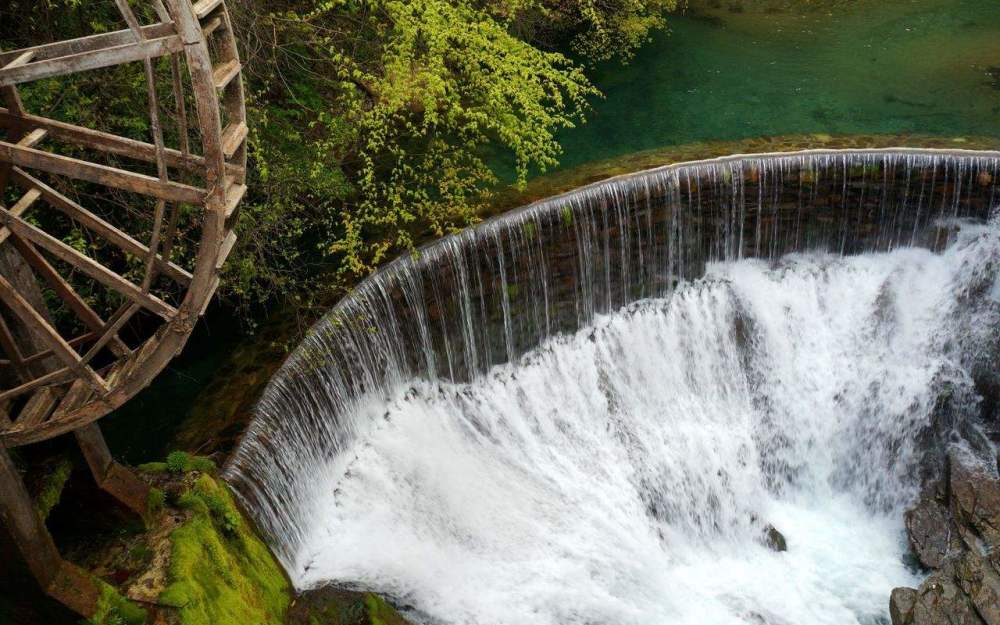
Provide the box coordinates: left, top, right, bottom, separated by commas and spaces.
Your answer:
159, 475, 289, 625
156, 452, 217, 475
86, 580, 146, 625
147, 488, 165, 516
166, 451, 191, 473
561, 206, 574, 228
35, 458, 73, 521
137, 462, 167, 473
363, 594, 409, 625
522, 221, 537, 239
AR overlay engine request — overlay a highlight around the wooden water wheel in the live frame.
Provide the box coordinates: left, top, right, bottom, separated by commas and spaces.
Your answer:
0, 0, 246, 448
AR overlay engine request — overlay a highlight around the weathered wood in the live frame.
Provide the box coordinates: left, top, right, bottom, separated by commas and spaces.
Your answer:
0, 23, 177, 67
0, 0, 247, 453
0, 188, 42, 246
10, 168, 193, 285
10, 235, 130, 356
221, 121, 247, 160
16, 386, 59, 427
0, 140, 205, 204
0, 274, 107, 392
0, 36, 185, 87
2, 52, 36, 72
212, 59, 241, 91
0, 207, 178, 319
193, 0, 225, 19
0, 107, 238, 176
75, 423, 149, 519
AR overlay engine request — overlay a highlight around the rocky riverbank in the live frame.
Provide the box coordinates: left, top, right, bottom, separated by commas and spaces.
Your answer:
890, 450, 1000, 625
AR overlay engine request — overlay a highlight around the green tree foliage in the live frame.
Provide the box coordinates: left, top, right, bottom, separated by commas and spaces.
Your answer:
3, 0, 677, 318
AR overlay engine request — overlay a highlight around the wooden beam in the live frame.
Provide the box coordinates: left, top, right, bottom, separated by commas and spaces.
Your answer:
0, 188, 42, 245
0, 206, 178, 319
10, 235, 130, 356
0, 140, 205, 204
2, 52, 36, 71
0, 23, 177, 67
0, 107, 224, 176
10, 168, 193, 285
0, 366, 75, 403
0, 36, 185, 87
0, 274, 107, 392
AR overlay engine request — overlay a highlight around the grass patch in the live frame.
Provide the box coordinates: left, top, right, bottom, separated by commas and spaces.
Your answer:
159, 475, 289, 625
86, 580, 146, 625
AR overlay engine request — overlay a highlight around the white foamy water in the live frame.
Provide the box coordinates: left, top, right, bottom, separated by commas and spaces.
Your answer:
284, 223, 999, 625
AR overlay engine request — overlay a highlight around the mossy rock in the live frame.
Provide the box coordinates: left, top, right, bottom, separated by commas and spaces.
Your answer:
158, 475, 289, 625
286, 587, 414, 625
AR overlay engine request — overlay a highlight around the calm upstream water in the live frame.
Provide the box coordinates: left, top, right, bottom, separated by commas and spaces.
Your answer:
555, 0, 1000, 170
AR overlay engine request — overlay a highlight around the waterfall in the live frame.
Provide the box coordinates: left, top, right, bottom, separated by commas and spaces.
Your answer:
224, 149, 1000, 624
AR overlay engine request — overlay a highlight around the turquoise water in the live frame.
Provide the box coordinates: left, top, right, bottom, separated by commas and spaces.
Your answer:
554, 0, 1000, 169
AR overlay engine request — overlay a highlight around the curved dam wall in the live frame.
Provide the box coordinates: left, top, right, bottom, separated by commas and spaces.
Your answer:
224, 148, 1000, 569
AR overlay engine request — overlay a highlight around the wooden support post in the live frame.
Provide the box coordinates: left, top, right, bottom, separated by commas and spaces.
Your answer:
0, 446, 100, 617
74, 423, 149, 520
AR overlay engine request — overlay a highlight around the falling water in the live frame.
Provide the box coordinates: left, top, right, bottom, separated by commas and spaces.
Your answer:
224, 150, 1000, 625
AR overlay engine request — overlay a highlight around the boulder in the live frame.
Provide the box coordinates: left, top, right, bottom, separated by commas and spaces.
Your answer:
949, 451, 1000, 548
762, 524, 787, 552
905, 496, 953, 569
954, 551, 1000, 625
890, 587, 918, 625
911, 569, 986, 625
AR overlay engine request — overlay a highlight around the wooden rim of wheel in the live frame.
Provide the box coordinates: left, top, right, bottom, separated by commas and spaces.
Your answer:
0, 0, 246, 447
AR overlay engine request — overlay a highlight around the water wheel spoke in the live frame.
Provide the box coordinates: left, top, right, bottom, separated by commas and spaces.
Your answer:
0, 35, 185, 88
0, 274, 107, 394
9, 168, 193, 285
0, 205, 178, 319
8, 234, 130, 356
0, 140, 205, 204
0, 107, 228, 177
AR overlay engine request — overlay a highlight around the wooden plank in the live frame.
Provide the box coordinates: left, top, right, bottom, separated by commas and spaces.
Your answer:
0, 24, 177, 67
10, 235, 130, 356
78, 304, 139, 368
50, 378, 93, 420
212, 59, 240, 91
16, 387, 59, 427
9, 169, 193, 285
202, 16, 224, 38
18, 128, 48, 148
220, 121, 247, 160
2, 52, 35, 72
216, 230, 236, 269
21, 333, 98, 367
0, 314, 29, 382
0, 36, 185, 87
0, 107, 241, 176
0, 207, 178, 319
0, 366, 75, 403
0, 189, 43, 245
0, 274, 107, 392
193, 0, 224, 19
223, 182, 247, 220
0, 140, 205, 204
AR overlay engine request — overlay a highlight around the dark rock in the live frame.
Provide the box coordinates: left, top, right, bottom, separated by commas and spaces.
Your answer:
954, 551, 1000, 625
905, 497, 953, 569
762, 524, 787, 552
890, 587, 918, 625
911, 568, 986, 625
948, 451, 1000, 549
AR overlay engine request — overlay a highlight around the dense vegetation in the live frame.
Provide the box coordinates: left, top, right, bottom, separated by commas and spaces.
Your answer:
1, 0, 677, 321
